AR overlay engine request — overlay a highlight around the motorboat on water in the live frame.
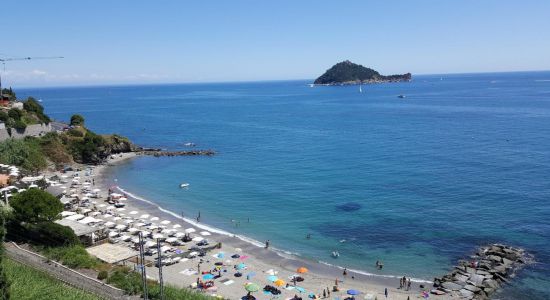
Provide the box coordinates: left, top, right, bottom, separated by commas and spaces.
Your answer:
180, 183, 190, 188
332, 251, 340, 258
398, 94, 406, 99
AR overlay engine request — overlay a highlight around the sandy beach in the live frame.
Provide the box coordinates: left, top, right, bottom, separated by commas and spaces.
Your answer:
49, 153, 455, 300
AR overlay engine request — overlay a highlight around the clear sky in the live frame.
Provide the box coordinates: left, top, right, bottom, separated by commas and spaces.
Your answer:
1, 1, 550, 87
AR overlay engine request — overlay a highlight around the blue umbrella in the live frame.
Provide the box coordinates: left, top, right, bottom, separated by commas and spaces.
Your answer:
347, 289, 360, 296
236, 263, 246, 270
203, 274, 215, 280
267, 275, 278, 282
296, 287, 305, 293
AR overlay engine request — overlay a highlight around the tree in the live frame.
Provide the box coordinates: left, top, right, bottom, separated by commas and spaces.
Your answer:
70, 114, 85, 126
23, 97, 44, 114
0, 208, 11, 299
9, 189, 63, 223
0, 111, 7, 122
7, 109, 22, 121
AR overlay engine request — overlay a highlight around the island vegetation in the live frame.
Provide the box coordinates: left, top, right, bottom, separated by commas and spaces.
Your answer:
313, 60, 411, 85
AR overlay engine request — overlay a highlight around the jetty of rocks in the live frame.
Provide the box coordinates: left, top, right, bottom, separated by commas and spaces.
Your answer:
432, 244, 533, 299
138, 149, 215, 157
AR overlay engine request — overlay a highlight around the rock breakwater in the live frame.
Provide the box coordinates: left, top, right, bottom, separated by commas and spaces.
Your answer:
433, 244, 533, 299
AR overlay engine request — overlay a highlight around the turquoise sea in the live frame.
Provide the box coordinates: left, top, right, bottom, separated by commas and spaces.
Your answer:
20, 72, 550, 299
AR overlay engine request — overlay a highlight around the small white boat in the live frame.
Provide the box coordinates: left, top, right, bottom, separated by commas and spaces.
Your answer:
180, 183, 190, 188
332, 251, 340, 258
398, 94, 406, 99
359, 85, 363, 93
184, 142, 196, 147
308, 83, 315, 87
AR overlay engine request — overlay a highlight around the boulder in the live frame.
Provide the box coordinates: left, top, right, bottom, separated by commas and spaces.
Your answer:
464, 284, 481, 293
441, 281, 463, 291
459, 288, 475, 298
483, 279, 499, 289
469, 274, 485, 286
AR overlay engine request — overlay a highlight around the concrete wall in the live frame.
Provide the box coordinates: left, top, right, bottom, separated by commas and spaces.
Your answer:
0, 123, 53, 141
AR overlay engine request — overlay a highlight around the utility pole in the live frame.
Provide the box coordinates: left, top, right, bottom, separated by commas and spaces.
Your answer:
138, 232, 149, 300
156, 239, 165, 300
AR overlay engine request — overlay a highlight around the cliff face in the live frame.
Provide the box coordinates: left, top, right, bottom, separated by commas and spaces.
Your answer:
314, 60, 411, 85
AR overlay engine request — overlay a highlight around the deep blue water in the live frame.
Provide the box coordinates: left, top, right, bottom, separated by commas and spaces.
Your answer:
20, 72, 550, 298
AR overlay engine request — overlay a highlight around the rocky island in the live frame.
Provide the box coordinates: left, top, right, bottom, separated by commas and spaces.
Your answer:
313, 60, 411, 85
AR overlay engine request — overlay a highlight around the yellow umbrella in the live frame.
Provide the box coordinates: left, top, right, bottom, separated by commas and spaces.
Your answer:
274, 279, 285, 287
297, 267, 308, 274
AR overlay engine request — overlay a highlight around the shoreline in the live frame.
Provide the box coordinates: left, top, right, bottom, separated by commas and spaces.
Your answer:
90, 153, 452, 299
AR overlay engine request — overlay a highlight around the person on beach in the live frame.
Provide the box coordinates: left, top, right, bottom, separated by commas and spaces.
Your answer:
322, 289, 326, 298
407, 278, 411, 291
265, 240, 270, 249
402, 276, 407, 290
384, 287, 388, 298
400, 277, 403, 288
343, 268, 347, 276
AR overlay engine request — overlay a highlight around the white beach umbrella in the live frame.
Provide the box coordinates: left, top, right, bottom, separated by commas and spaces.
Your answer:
184, 228, 196, 234
116, 208, 126, 211
131, 237, 140, 244
129, 211, 138, 215
106, 206, 115, 210
98, 204, 107, 208
160, 246, 171, 252
188, 251, 199, 258
90, 211, 101, 216
120, 235, 132, 242
61, 211, 76, 217
113, 216, 122, 221
135, 222, 146, 227
200, 231, 211, 236
124, 219, 134, 224
173, 224, 182, 229
160, 220, 171, 225
128, 228, 139, 234
92, 188, 101, 192
70, 194, 79, 198
144, 241, 156, 248
118, 197, 128, 201
141, 230, 151, 237
83, 182, 91, 186
84, 193, 93, 197
81, 208, 92, 214
111, 193, 122, 197
150, 217, 159, 221
104, 221, 116, 228
175, 232, 185, 238
166, 237, 178, 243
192, 236, 204, 242
148, 225, 159, 230
152, 233, 164, 240
139, 214, 150, 219
65, 214, 85, 221
115, 224, 127, 230
108, 231, 119, 238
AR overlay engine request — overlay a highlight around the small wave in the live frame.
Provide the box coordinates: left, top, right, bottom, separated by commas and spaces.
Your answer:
534, 79, 550, 82
318, 261, 433, 284
116, 185, 432, 283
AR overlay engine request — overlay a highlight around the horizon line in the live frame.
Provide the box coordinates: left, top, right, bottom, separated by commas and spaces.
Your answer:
12, 69, 550, 90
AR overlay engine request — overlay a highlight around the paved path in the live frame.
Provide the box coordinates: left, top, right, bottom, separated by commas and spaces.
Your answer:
5, 242, 140, 300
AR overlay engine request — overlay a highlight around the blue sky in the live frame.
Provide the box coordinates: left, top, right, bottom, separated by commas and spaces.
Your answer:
1, 1, 550, 87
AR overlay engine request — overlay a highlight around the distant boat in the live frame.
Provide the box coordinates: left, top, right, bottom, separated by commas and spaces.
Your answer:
332, 251, 340, 258
37, 98, 43, 102
398, 94, 406, 99
359, 84, 363, 93
308, 84, 315, 87
180, 183, 190, 188
183, 142, 196, 147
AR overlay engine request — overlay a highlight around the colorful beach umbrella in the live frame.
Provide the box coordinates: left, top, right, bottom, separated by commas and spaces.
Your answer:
347, 289, 360, 295
267, 275, 278, 282
274, 279, 285, 287
236, 263, 246, 270
203, 274, 215, 280
244, 283, 260, 292
297, 267, 308, 274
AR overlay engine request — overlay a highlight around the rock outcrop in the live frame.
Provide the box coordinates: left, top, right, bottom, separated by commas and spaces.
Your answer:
432, 244, 533, 299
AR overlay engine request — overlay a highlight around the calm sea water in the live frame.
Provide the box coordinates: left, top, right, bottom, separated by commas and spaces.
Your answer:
20, 72, 550, 298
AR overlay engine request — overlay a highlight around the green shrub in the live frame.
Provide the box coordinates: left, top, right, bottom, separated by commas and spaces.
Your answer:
107, 266, 143, 295
41, 245, 99, 269
0, 111, 7, 122
0, 138, 48, 172
67, 128, 84, 137
13, 119, 27, 130
7, 108, 22, 120
70, 114, 85, 126
97, 270, 108, 280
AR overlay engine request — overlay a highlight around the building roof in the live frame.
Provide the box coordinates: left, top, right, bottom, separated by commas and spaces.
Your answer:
55, 218, 98, 236
86, 243, 138, 264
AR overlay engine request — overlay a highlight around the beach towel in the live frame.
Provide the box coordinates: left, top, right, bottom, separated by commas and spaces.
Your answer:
180, 269, 197, 276
223, 280, 234, 286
